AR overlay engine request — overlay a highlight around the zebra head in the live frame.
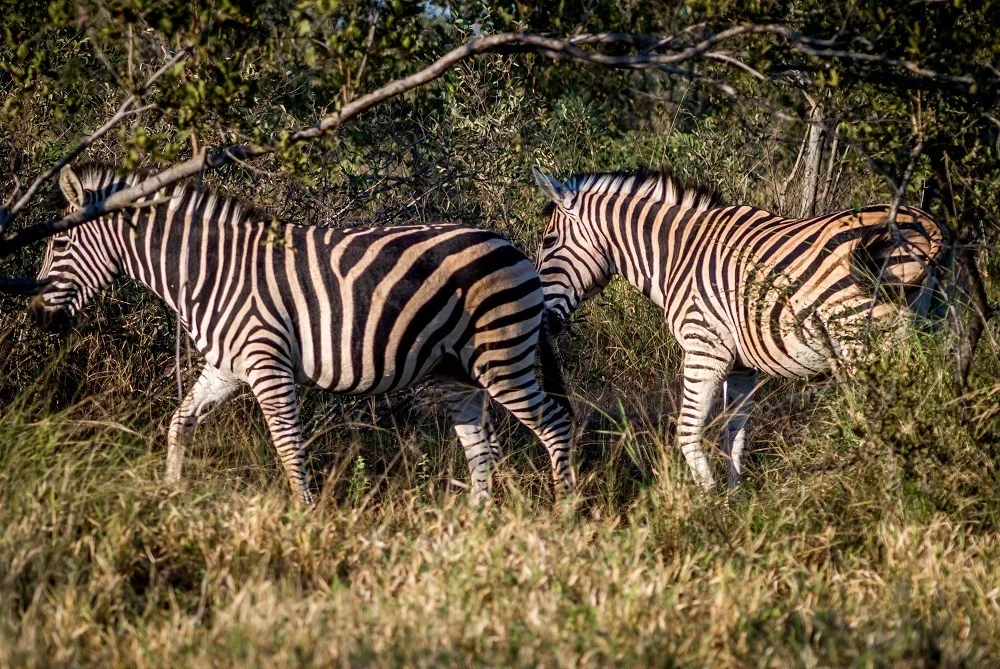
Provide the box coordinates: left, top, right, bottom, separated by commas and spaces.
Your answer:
532, 167, 612, 334
29, 165, 125, 333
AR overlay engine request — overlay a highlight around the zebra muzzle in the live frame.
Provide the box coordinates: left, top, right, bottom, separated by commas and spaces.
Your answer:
29, 295, 74, 334
543, 308, 568, 337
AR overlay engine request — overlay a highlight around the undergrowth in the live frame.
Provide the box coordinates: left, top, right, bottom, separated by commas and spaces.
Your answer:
2, 327, 1000, 667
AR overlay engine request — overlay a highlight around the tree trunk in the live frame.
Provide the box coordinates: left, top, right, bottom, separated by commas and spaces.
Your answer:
925, 141, 996, 393
953, 247, 995, 391
817, 128, 839, 213
799, 102, 825, 217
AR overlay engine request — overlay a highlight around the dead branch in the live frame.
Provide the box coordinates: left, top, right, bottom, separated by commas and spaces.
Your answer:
778, 124, 809, 211
0, 45, 193, 235
799, 100, 826, 217
0, 25, 995, 266
0, 277, 48, 295
817, 124, 840, 212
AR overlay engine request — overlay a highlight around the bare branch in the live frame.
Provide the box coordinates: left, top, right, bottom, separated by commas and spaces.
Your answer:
0, 44, 194, 234
87, 26, 128, 93
352, 2, 382, 94
789, 42, 976, 89
704, 52, 767, 80
0, 277, 47, 295
778, 125, 809, 210
0, 26, 992, 263
3, 174, 21, 211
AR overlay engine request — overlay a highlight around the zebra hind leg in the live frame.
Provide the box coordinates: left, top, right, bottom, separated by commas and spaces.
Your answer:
439, 381, 500, 505
166, 364, 241, 485
246, 363, 314, 506
476, 370, 575, 502
721, 368, 757, 489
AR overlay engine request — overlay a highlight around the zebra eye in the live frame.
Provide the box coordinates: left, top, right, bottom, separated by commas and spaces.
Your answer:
541, 234, 558, 248
51, 237, 71, 251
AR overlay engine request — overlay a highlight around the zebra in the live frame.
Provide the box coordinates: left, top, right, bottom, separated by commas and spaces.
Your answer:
531, 165, 947, 490
28, 163, 575, 505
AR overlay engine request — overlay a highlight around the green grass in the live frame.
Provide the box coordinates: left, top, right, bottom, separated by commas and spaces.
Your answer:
2, 325, 1000, 667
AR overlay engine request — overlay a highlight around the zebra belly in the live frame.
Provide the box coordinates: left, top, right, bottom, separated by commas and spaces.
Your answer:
306, 339, 452, 396
733, 291, 902, 379
733, 338, 835, 379
185, 301, 465, 399
298, 353, 447, 395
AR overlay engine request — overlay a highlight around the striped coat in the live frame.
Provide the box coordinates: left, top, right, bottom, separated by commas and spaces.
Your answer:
30, 164, 575, 504
532, 166, 946, 490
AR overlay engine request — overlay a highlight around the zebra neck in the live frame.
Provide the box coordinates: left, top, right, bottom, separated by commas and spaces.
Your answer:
115, 189, 213, 324
596, 198, 692, 310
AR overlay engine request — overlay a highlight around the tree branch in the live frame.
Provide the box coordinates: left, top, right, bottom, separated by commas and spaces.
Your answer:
1, 26, 993, 265
0, 44, 194, 235
0, 277, 48, 295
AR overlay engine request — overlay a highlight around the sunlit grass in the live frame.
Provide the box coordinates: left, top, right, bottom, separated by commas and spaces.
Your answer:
2, 326, 1000, 666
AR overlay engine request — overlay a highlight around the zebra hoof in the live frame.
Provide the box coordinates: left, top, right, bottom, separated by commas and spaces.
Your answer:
469, 497, 495, 513
555, 491, 581, 520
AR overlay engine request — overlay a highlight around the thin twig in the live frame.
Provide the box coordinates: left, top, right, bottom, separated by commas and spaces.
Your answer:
352, 2, 382, 94
778, 124, 810, 210
87, 26, 128, 93
3, 174, 21, 211
704, 51, 767, 80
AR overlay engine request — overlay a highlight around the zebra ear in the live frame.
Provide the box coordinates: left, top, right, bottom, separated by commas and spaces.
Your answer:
59, 165, 86, 208
532, 167, 570, 208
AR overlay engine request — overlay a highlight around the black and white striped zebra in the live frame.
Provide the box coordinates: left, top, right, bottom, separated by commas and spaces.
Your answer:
29, 164, 575, 505
532, 166, 946, 490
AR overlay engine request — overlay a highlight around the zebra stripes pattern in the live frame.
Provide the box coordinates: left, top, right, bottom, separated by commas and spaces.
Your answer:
29, 164, 575, 505
532, 166, 946, 490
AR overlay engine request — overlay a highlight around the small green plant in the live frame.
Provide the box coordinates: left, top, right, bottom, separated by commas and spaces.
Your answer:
347, 455, 369, 507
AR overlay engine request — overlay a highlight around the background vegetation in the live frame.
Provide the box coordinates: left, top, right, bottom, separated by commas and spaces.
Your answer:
2, 0, 1000, 664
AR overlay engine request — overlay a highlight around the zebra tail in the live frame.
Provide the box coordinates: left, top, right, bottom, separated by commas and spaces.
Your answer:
538, 309, 572, 417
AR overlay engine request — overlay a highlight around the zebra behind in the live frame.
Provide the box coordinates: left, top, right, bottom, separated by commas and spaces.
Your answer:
532, 165, 946, 491
29, 164, 575, 505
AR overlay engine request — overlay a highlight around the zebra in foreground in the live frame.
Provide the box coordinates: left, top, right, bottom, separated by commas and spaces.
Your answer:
532, 166, 946, 490
29, 164, 575, 505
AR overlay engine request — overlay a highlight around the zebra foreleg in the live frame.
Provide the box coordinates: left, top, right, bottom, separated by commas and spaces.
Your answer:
721, 368, 757, 489
246, 365, 314, 506
166, 364, 241, 484
677, 352, 729, 491
440, 382, 500, 505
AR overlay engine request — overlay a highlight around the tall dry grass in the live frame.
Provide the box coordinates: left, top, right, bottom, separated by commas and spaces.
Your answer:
2, 320, 1000, 666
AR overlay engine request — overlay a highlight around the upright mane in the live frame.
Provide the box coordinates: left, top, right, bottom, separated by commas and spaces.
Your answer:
70, 163, 266, 222
72, 163, 140, 197
564, 166, 719, 211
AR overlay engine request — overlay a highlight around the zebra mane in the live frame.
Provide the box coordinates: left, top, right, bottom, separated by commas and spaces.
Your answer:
564, 166, 719, 211
70, 163, 268, 222
71, 163, 140, 197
